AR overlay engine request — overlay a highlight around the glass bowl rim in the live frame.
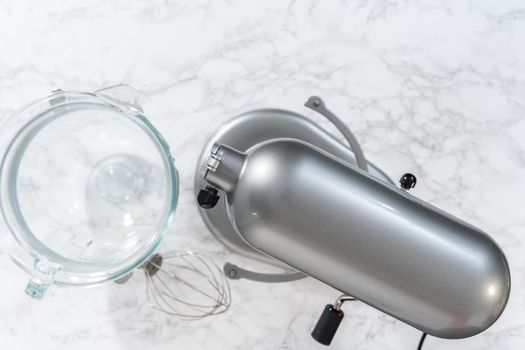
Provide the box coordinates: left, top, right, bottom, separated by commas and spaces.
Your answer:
0, 89, 179, 286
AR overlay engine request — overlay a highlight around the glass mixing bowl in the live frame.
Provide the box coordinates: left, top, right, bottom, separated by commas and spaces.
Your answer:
0, 85, 178, 299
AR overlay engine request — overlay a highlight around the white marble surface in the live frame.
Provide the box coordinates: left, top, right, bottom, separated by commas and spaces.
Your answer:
0, 0, 524, 349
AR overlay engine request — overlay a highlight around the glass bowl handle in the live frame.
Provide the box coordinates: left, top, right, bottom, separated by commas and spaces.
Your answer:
25, 257, 62, 299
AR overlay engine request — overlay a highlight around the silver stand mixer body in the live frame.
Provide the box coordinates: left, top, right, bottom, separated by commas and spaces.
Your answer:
195, 106, 510, 339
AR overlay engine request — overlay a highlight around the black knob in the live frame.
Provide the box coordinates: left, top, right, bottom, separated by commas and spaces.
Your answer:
399, 173, 417, 190
311, 304, 345, 346
197, 186, 220, 209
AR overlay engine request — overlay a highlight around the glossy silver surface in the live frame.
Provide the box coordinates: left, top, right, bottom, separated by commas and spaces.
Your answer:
194, 109, 393, 268
204, 140, 511, 339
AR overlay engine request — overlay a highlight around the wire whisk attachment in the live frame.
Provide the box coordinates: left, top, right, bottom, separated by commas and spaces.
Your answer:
143, 251, 231, 319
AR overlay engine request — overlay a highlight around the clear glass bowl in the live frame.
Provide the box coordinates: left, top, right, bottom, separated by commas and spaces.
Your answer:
0, 85, 178, 299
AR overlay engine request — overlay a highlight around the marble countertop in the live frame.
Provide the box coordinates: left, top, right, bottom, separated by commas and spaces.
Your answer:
0, 0, 524, 349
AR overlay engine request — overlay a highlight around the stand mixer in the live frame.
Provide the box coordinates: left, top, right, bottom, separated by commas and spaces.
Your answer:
195, 96, 511, 343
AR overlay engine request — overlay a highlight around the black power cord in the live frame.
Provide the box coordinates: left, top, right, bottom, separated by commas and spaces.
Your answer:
417, 332, 427, 350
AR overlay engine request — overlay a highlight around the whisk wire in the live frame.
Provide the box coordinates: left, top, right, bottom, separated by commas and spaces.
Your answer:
143, 251, 231, 319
